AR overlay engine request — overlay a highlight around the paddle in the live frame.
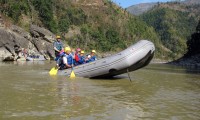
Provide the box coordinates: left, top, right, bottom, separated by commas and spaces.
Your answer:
49, 67, 58, 75
70, 54, 76, 78
127, 68, 132, 82
70, 67, 75, 78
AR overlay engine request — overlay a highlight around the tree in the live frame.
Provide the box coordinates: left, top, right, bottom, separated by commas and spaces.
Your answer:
196, 20, 200, 33
186, 20, 200, 56
58, 18, 70, 33
32, 0, 57, 33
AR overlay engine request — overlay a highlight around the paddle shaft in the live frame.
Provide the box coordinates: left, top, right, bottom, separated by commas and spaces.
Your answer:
127, 68, 132, 82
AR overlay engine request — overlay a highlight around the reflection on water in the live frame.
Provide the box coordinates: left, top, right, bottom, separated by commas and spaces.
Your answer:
0, 62, 200, 120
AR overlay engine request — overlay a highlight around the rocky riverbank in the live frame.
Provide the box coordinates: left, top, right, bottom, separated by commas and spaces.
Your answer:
0, 15, 58, 61
168, 54, 200, 68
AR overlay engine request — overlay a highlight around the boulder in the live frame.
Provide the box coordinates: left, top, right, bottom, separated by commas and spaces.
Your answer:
0, 24, 56, 61
32, 37, 54, 58
0, 47, 13, 61
169, 54, 200, 68
0, 14, 4, 28
30, 25, 55, 43
11, 25, 31, 40
0, 28, 29, 53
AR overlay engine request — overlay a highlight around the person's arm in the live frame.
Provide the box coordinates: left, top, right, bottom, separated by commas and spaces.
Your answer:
85, 57, 90, 63
79, 57, 84, 64
53, 42, 60, 52
89, 56, 96, 62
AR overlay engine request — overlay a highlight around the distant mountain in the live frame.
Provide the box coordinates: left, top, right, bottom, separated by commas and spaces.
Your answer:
183, 0, 200, 5
126, 3, 156, 16
127, 0, 200, 16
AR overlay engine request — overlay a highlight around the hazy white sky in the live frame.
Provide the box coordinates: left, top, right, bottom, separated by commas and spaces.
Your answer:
111, 0, 178, 8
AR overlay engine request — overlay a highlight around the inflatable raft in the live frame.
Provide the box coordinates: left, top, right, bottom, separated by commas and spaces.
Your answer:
57, 40, 155, 78
15, 55, 46, 61
26, 55, 46, 61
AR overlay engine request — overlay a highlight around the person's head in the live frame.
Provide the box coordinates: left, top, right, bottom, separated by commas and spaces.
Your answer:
71, 48, 75, 53
56, 35, 61, 41
80, 50, 84, 56
76, 48, 81, 54
65, 47, 71, 54
91, 50, 96, 56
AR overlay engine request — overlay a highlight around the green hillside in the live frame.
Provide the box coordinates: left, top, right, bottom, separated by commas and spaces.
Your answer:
0, 0, 167, 58
139, 2, 200, 59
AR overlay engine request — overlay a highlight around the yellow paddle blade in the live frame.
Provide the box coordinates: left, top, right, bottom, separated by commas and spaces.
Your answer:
70, 70, 76, 78
49, 67, 58, 75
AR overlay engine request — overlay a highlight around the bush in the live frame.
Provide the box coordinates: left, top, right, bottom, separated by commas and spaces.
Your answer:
32, 0, 57, 33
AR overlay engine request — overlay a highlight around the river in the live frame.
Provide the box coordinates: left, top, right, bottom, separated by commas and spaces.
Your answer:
0, 61, 199, 120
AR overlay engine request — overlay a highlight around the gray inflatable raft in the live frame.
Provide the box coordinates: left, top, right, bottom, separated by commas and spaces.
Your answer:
58, 40, 155, 78
26, 55, 46, 61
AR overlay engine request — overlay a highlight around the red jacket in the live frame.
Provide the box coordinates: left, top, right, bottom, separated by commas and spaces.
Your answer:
75, 53, 80, 62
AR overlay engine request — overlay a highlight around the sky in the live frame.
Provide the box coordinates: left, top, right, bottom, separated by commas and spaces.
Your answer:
111, 0, 176, 8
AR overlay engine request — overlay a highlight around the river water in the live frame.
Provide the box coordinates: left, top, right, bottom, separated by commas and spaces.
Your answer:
0, 61, 199, 120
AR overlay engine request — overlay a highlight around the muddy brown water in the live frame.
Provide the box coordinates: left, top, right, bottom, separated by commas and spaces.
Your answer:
0, 61, 200, 120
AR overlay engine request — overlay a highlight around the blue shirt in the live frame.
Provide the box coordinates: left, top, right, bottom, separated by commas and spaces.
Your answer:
86, 56, 97, 63
53, 41, 63, 51
79, 56, 85, 64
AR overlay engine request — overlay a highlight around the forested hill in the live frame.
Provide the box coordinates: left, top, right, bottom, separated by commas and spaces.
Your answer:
139, 1, 200, 59
0, 0, 167, 58
127, 0, 200, 16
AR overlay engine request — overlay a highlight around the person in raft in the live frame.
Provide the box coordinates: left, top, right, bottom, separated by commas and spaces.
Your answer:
53, 35, 64, 61
79, 50, 86, 64
74, 48, 82, 65
86, 50, 97, 63
58, 47, 73, 70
